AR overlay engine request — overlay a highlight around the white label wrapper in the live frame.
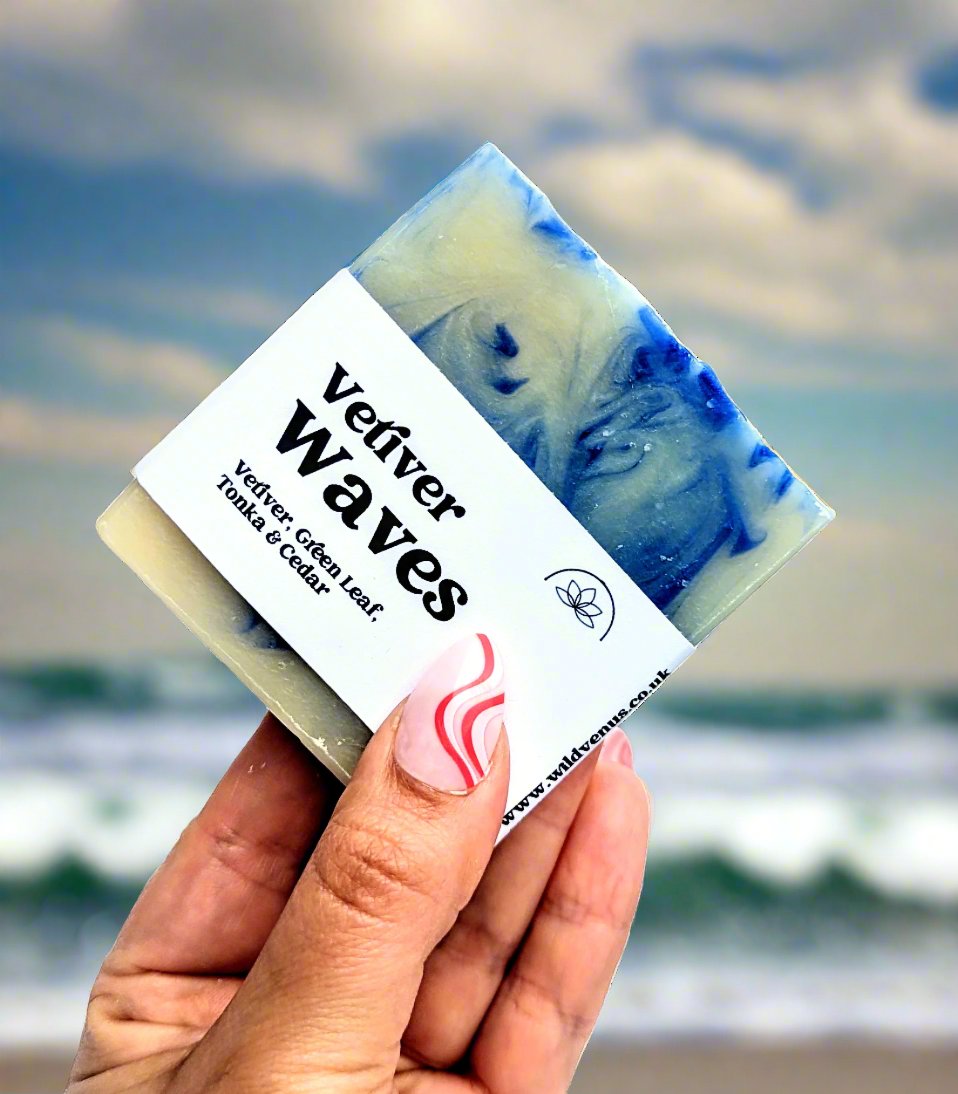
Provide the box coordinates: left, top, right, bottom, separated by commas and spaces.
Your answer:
136, 271, 693, 830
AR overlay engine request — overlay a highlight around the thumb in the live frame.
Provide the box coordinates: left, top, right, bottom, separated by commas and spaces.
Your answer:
186, 633, 509, 1089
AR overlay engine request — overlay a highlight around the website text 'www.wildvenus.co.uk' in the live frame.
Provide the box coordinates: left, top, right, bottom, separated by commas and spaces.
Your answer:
501, 668, 671, 827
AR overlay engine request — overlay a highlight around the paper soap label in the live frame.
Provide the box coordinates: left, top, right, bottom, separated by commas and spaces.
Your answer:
135, 270, 693, 828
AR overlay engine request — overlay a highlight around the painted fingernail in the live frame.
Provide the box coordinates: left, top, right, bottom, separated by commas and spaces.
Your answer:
395, 633, 506, 793
601, 728, 634, 770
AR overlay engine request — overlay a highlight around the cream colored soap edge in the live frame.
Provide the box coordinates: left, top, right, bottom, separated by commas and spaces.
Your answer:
97, 481, 370, 782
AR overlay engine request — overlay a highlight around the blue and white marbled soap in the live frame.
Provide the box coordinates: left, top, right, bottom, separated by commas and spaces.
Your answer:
351, 143, 833, 644
98, 143, 833, 781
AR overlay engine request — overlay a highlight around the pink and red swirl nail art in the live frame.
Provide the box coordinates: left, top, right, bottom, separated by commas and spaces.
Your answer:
396, 633, 505, 792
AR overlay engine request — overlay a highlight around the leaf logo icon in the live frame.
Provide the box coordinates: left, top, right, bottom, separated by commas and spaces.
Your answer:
555, 579, 605, 630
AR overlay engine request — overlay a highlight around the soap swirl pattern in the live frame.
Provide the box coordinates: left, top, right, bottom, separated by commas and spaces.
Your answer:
237, 606, 290, 651
352, 143, 833, 644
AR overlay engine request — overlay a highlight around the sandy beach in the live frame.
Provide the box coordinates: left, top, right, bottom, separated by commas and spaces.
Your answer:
4, 1041, 957, 1093
572, 1042, 958, 1092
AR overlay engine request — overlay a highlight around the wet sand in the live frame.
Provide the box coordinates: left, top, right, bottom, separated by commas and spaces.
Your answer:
4, 1040, 956, 1093
571, 1041, 958, 1093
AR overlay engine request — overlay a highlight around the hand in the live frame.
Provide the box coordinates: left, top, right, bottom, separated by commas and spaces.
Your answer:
69, 634, 651, 1093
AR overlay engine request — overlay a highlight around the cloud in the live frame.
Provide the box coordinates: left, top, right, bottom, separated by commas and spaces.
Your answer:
2, 1, 957, 395
2, 316, 229, 468
0, 391, 176, 467
682, 512, 958, 685
538, 136, 958, 384
5, 1, 955, 188
36, 316, 227, 401
677, 60, 958, 220
78, 278, 293, 330
557, 49, 958, 387
0, 1, 635, 188
0, 535, 192, 660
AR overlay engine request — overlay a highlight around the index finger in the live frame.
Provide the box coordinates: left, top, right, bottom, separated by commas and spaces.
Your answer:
106, 713, 339, 977
187, 634, 511, 1085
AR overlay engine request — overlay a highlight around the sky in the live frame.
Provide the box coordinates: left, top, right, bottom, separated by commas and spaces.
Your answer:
1, 0, 956, 683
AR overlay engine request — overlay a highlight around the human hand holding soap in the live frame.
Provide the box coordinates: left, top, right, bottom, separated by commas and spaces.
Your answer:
70, 638, 650, 1093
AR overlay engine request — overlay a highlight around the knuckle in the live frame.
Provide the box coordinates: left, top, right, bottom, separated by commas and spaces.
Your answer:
506, 968, 594, 1043
437, 909, 516, 977
309, 813, 436, 923
539, 881, 634, 936
192, 815, 301, 897
68, 976, 140, 1083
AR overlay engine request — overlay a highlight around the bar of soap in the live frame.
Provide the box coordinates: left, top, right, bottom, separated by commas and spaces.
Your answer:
98, 144, 832, 780
350, 144, 833, 645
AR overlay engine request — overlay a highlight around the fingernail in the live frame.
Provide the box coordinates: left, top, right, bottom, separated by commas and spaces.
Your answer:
601, 728, 634, 770
395, 633, 506, 793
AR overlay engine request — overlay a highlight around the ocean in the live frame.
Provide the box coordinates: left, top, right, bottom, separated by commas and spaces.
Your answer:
1, 661, 957, 1051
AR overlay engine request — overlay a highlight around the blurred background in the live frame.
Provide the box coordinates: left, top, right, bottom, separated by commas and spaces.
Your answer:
1, 2, 956, 1090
